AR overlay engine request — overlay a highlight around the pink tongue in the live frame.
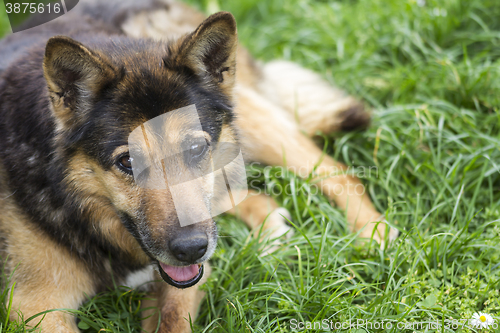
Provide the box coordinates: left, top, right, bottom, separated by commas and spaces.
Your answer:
160, 263, 199, 282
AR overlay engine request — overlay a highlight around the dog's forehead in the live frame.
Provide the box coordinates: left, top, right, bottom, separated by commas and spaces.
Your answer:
110, 72, 194, 129
109, 79, 223, 142
128, 110, 207, 154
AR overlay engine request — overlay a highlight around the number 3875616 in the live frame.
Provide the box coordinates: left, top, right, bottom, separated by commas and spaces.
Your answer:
5, 2, 62, 14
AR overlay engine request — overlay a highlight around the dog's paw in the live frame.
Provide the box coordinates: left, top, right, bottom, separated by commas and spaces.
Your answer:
376, 222, 399, 249
358, 217, 399, 249
258, 208, 294, 256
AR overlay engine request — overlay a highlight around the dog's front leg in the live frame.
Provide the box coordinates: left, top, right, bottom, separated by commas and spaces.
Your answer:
142, 264, 211, 333
5, 224, 95, 332
225, 190, 293, 253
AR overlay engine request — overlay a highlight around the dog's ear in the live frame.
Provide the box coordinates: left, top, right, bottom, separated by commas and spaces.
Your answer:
173, 12, 238, 95
43, 36, 117, 125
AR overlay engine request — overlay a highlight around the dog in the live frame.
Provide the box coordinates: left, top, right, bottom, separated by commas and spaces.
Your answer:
0, 0, 398, 332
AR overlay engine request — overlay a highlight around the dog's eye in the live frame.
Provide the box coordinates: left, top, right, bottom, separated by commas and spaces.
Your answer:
117, 154, 133, 173
186, 139, 209, 165
190, 143, 207, 158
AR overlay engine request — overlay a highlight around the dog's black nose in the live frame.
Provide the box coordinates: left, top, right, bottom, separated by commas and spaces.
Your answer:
169, 231, 208, 263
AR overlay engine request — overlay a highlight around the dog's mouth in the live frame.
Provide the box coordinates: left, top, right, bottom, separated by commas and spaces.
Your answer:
157, 262, 204, 288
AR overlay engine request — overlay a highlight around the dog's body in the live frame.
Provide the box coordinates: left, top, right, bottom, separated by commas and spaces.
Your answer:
0, 1, 396, 332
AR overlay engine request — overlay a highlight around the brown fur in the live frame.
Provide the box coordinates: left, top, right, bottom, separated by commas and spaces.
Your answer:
0, 174, 94, 332
65, 152, 150, 264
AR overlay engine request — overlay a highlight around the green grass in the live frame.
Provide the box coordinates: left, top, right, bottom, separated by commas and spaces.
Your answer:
0, 1, 11, 36
1, 0, 500, 332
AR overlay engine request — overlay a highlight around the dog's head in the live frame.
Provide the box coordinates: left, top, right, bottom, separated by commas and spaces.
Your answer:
42, 12, 239, 288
